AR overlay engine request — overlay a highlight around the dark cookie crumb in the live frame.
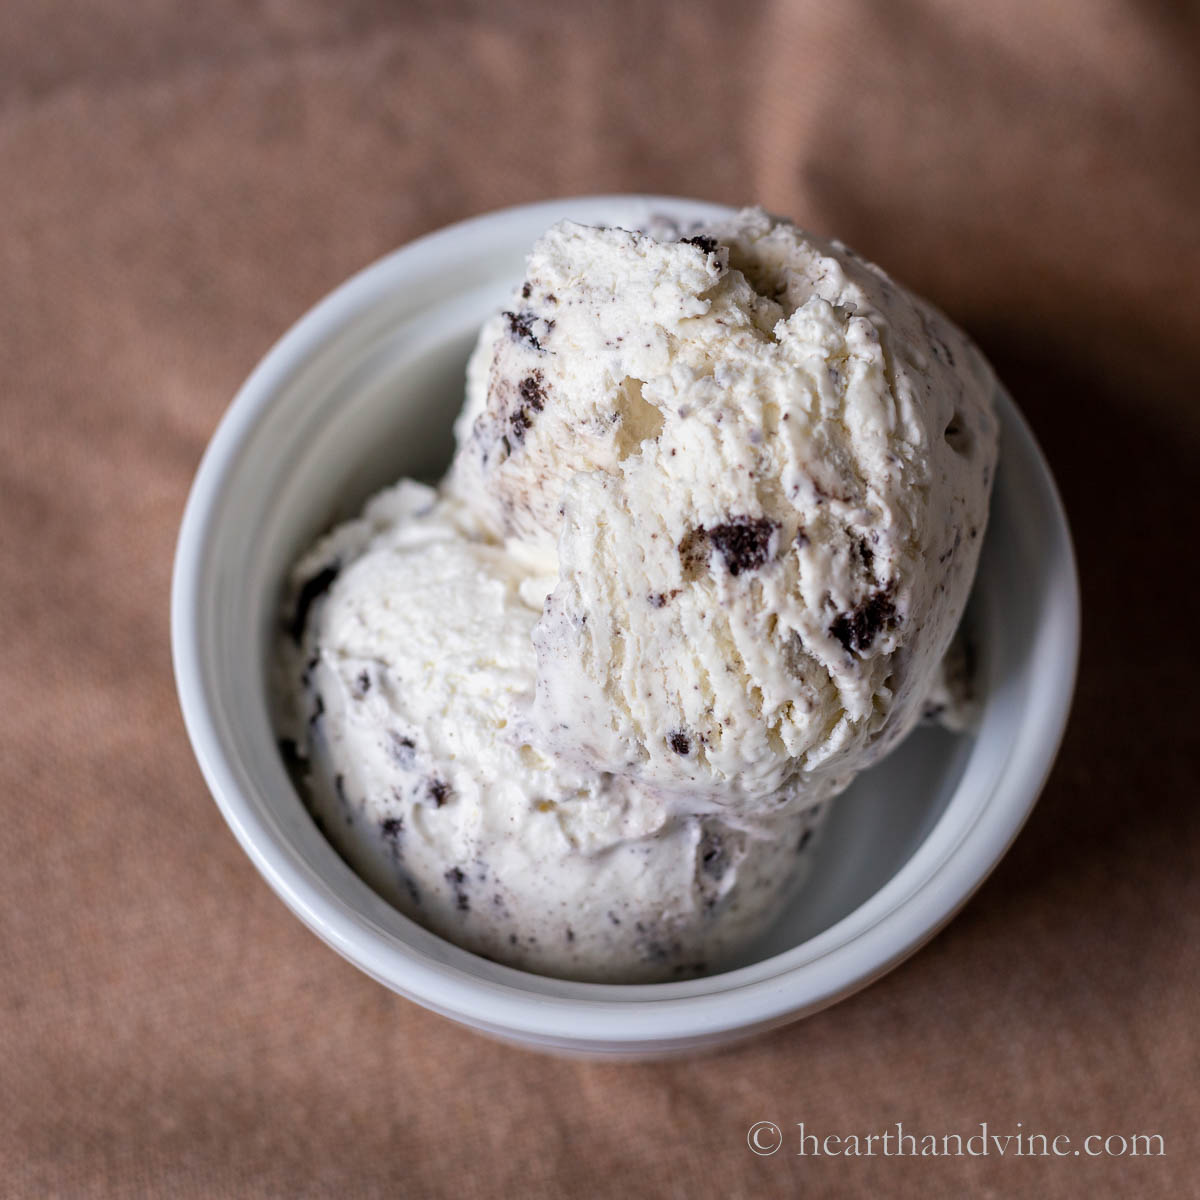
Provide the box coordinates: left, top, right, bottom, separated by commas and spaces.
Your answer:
520, 282, 532, 299
428, 778, 451, 808
830, 589, 898, 653
388, 731, 416, 767
503, 309, 552, 351
444, 866, 469, 911
707, 517, 778, 576
668, 730, 691, 755
509, 371, 547, 444
334, 774, 348, 807
680, 234, 719, 255
566, 927, 575, 943
648, 589, 681, 608
289, 563, 339, 644
796, 827, 814, 853
509, 411, 532, 442
380, 816, 403, 841
353, 669, 371, 699
519, 372, 546, 409
794, 527, 809, 549
607, 911, 621, 925
856, 537, 875, 575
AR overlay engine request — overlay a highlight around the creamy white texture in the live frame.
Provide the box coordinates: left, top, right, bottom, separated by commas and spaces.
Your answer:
279, 209, 997, 982
278, 481, 824, 983
449, 210, 998, 810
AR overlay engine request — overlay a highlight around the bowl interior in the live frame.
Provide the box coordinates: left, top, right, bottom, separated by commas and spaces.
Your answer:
174, 197, 1077, 1046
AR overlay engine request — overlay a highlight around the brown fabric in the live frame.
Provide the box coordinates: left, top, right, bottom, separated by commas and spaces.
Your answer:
2, 1, 1197, 1194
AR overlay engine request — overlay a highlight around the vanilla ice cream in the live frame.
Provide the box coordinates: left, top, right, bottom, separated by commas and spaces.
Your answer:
277, 208, 998, 982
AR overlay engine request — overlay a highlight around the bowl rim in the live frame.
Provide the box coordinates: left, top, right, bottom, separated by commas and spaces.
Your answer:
171, 194, 1080, 1047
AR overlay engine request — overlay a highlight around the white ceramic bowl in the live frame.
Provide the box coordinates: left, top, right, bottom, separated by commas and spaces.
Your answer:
172, 196, 1079, 1057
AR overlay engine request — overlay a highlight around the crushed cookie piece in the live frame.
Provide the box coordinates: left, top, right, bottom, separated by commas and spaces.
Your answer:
503, 309, 553, 351
444, 866, 469, 911
388, 732, 416, 766
706, 517, 778, 576
830, 589, 898, 653
680, 234, 719, 254
509, 371, 547, 443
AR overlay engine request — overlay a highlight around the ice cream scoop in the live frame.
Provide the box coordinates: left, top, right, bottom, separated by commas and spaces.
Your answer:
448, 209, 998, 812
277, 481, 825, 983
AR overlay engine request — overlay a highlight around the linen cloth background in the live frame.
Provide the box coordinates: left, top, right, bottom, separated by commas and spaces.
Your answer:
2, 1, 1197, 1195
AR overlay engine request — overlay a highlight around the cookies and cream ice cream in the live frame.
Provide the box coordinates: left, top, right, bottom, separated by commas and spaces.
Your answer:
278, 481, 825, 982
276, 208, 998, 982
449, 210, 998, 810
